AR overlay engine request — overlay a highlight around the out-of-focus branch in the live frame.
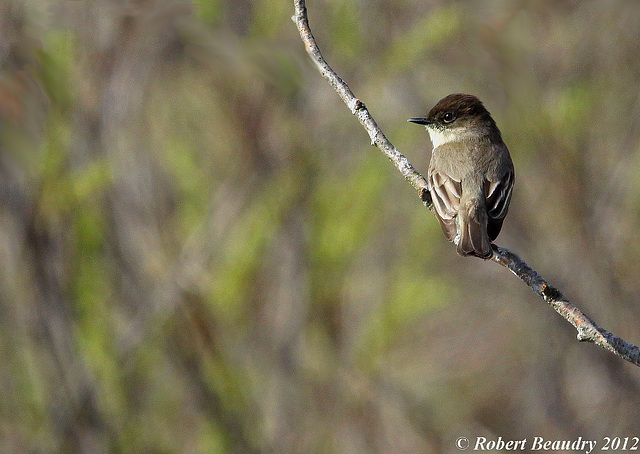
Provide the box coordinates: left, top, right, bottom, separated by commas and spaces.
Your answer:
292, 0, 640, 367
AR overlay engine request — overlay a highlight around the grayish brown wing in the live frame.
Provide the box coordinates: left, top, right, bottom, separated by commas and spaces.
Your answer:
485, 169, 514, 240
428, 169, 462, 242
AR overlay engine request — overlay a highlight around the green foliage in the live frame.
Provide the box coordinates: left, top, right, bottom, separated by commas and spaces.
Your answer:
3, 1, 640, 452
546, 82, 595, 148
251, 0, 292, 39
209, 169, 301, 323
328, 0, 363, 60
37, 30, 75, 110
311, 155, 386, 273
359, 272, 451, 367
385, 5, 462, 72
194, 0, 222, 24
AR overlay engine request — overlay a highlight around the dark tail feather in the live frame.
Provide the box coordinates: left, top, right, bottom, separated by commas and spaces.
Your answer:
457, 209, 492, 258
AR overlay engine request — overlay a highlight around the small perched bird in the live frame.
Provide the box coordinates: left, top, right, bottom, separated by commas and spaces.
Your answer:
409, 94, 514, 258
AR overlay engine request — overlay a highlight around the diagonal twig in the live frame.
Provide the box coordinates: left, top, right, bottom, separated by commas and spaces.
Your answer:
292, 0, 432, 207
292, 0, 640, 367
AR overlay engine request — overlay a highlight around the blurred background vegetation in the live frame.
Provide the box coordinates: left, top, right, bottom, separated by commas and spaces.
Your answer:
1, 0, 640, 452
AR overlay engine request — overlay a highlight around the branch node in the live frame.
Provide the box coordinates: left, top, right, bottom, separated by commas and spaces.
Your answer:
540, 282, 562, 300
349, 98, 365, 114
419, 187, 432, 206
576, 330, 591, 342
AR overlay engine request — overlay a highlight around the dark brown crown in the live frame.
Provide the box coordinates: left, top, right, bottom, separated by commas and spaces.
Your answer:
428, 94, 490, 120
426, 93, 500, 138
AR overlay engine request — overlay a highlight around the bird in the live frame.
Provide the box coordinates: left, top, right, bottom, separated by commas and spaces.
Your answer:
409, 94, 514, 258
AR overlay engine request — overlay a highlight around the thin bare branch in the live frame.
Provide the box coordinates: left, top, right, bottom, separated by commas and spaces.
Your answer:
291, 0, 432, 207
491, 246, 640, 366
292, 0, 640, 367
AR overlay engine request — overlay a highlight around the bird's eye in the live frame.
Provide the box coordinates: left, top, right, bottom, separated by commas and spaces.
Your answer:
443, 112, 456, 123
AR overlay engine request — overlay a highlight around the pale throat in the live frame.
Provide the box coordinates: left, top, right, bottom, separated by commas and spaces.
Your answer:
427, 126, 486, 149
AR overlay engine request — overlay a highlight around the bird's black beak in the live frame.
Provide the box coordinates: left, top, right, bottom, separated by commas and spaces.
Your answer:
407, 117, 434, 125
